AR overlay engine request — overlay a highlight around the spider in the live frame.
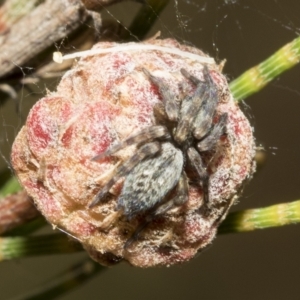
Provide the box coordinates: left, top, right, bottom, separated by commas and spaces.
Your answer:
89, 65, 228, 243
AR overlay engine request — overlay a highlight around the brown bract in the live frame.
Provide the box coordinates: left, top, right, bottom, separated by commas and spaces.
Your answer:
11, 38, 256, 267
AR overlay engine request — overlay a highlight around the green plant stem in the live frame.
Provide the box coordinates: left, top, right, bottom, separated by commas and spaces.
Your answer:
3, 199, 299, 260
14, 259, 105, 300
0, 233, 83, 261
219, 200, 300, 234
229, 35, 300, 101
0, 176, 21, 197
3, 217, 47, 237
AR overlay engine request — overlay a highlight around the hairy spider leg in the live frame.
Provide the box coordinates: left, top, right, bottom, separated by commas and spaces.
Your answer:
174, 75, 207, 144
144, 67, 210, 146
192, 72, 220, 140
172, 171, 189, 206
152, 102, 169, 125
197, 113, 228, 152
143, 68, 179, 122
92, 125, 169, 161
89, 142, 161, 208
180, 68, 202, 85
187, 147, 209, 205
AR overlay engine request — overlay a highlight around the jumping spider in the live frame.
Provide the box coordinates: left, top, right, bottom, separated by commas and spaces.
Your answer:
89, 65, 228, 243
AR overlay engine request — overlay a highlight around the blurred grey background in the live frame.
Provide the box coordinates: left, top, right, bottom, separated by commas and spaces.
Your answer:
1, 0, 300, 299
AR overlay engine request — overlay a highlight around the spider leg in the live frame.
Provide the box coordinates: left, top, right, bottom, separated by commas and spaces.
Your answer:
153, 102, 170, 125
174, 66, 211, 145
197, 113, 228, 152
89, 141, 161, 208
191, 68, 220, 140
91, 125, 169, 161
124, 173, 189, 249
172, 171, 189, 206
187, 147, 209, 205
142, 68, 179, 122
180, 68, 201, 85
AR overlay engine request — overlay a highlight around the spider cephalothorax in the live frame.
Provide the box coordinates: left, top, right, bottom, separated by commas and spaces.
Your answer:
89, 66, 227, 239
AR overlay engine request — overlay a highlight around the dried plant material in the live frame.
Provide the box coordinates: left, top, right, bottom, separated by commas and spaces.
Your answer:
11, 38, 256, 267
0, 0, 88, 78
0, 191, 40, 235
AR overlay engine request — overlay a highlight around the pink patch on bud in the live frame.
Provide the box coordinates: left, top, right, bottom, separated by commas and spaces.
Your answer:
25, 180, 63, 222
26, 99, 55, 154
67, 217, 96, 237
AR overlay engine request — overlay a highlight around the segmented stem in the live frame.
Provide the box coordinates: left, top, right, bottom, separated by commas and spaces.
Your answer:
0, 234, 82, 261
219, 200, 300, 234
230, 35, 300, 101
5, 217, 46, 237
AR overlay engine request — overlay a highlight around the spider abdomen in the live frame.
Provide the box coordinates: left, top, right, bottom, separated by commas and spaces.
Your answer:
117, 142, 183, 219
